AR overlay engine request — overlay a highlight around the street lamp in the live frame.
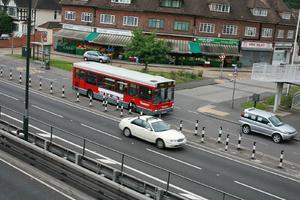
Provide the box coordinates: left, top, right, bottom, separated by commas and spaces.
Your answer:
23, 0, 32, 141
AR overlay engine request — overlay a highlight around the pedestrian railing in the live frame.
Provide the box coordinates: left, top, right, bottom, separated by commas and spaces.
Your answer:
292, 91, 300, 110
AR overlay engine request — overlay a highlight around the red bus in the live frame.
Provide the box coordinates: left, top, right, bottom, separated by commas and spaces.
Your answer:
72, 62, 175, 115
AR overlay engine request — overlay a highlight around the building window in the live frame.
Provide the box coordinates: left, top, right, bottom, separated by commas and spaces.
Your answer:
160, 0, 182, 8
65, 11, 76, 20
277, 30, 284, 38
281, 12, 291, 20
261, 28, 272, 38
111, 0, 131, 4
252, 8, 268, 17
245, 27, 256, 37
199, 23, 215, 33
81, 12, 93, 22
174, 21, 189, 31
148, 19, 164, 29
54, 10, 57, 20
287, 30, 294, 39
223, 25, 237, 35
123, 16, 138, 26
209, 3, 230, 13
7, 7, 17, 17
100, 14, 115, 24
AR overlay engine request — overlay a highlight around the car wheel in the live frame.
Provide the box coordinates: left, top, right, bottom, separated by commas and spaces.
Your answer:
87, 90, 93, 99
242, 125, 251, 134
99, 59, 103, 63
84, 57, 88, 61
156, 139, 165, 149
123, 128, 131, 137
272, 133, 282, 143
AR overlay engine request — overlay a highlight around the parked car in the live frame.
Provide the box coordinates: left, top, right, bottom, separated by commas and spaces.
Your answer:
119, 116, 186, 148
239, 108, 297, 143
83, 51, 110, 63
0, 34, 10, 40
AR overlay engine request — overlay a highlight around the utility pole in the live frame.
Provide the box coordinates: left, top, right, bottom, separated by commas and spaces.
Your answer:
23, 0, 32, 141
231, 66, 238, 108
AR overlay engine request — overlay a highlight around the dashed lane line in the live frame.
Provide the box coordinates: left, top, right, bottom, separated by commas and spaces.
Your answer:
0, 91, 19, 101
32, 105, 64, 118
81, 123, 122, 140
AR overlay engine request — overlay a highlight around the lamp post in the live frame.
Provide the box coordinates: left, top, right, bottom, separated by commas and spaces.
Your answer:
23, 0, 32, 141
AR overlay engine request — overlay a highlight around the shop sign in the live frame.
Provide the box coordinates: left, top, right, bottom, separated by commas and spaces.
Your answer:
195, 37, 239, 45
62, 24, 92, 32
96, 28, 133, 36
275, 42, 293, 47
241, 41, 273, 50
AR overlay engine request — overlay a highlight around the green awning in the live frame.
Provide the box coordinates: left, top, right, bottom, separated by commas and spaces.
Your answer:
189, 42, 201, 54
84, 32, 100, 42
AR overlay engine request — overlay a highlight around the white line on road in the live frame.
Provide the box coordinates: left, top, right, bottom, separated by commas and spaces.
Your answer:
146, 148, 202, 170
179, 193, 208, 200
81, 123, 122, 140
0, 158, 77, 200
188, 110, 199, 115
32, 105, 64, 118
234, 180, 286, 200
0, 91, 19, 101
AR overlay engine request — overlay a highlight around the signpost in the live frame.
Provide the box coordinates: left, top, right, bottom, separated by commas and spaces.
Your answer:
219, 53, 225, 79
231, 65, 238, 108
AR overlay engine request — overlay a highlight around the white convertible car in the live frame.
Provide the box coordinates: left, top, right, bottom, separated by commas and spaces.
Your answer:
119, 116, 186, 149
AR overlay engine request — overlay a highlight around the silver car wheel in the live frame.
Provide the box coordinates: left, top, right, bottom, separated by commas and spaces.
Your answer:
156, 139, 165, 149
272, 134, 282, 143
242, 125, 251, 134
84, 57, 88, 61
123, 128, 131, 137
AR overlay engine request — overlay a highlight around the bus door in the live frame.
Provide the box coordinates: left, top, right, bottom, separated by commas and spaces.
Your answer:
78, 69, 86, 89
138, 85, 153, 110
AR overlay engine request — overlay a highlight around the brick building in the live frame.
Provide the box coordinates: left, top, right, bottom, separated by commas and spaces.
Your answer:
56, 0, 297, 67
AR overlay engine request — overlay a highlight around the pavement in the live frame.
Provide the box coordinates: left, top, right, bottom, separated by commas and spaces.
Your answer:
1, 47, 299, 140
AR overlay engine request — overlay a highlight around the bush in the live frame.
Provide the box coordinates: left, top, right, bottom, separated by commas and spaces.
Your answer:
280, 94, 293, 109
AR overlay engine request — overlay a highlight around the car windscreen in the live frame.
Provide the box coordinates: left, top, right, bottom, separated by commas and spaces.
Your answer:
151, 121, 170, 132
269, 116, 284, 127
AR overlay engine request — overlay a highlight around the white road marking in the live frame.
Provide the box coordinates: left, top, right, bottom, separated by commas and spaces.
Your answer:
146, 148, 202, 170
188, 110, 199, 115
180, 193, 208, 200
0, 158, 77, 200
0, 91, 19, 100
97, 159, 118, 164
81, 123, 122, 140
32, 105, 63, 118
187, 143, 300, 183
2, 112, 206, 199
234, 181, 286, 200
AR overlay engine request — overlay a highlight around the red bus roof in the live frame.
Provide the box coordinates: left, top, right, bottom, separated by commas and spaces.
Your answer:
73, 62, 175, 87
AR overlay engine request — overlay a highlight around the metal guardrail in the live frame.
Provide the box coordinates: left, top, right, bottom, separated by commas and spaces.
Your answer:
292, 91, 300, 109
0, 104, 243, 200
251, 63, 300, 82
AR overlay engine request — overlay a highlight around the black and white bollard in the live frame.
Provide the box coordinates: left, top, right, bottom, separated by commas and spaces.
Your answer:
201, 127, 205, 143
9, 69, 12, 80
129, 102, 132, 114
39, 78, 42, 90
62, 85, 65, 98
278, 150, 284, 168
29, 75, 31, 87
89, 96, 92, 107
179, 120, 183, 132
104, 99, 108, 112
50, 82, 53, 94
224, 134, 229, 151
217, 126, 222, 143
251, 142, 256, 160
194, 120, 199, 136
120, 104, 123, 117
76, 91, 80, 102
140, 109, 143, 116
116, 98, 120, 110
237, 133, 242, 150
0, 68, 3, 77
102, 94, 106, 107
19, 72, 22, 84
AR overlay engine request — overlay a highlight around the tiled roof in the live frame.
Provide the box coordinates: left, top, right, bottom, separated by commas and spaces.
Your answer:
38, 21, 62, 29
60, 0, 296, 25
4, 0, 60, 10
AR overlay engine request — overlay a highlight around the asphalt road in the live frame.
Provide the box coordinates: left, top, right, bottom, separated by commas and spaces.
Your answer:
0, 79, 300, 199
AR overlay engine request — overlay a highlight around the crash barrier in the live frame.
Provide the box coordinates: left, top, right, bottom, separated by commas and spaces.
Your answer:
0, 105, 243, 200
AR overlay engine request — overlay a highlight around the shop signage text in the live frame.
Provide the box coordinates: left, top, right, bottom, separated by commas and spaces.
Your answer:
196, 38, 239, 45
241, 41, 273, 50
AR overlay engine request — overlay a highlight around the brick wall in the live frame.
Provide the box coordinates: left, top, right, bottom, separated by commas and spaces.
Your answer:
0, 32, 42, 48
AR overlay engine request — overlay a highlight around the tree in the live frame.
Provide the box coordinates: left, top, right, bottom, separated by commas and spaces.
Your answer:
284, 0, 300, 9
124, 29, 170, 71
0, 11, 13, 35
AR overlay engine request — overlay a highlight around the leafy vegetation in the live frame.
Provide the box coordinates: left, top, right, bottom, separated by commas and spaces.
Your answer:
284, 0, 300, 9
0, 11, 13, 35
124, 29, 170, 71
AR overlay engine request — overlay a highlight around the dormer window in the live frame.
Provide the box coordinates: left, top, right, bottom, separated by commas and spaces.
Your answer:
160, 0, 183, 8
209, 3, 230, 13
281, 12, 291, 20
252, 8, 268, 17
111, 0, 131, 4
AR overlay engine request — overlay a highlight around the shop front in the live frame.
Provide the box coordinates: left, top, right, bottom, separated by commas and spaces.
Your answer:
272, 42, 293, 65
189, 37, 241, 67
240, 41, 273, 67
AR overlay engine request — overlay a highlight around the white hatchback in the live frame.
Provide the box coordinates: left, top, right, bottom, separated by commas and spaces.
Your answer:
119, 116, 186, 149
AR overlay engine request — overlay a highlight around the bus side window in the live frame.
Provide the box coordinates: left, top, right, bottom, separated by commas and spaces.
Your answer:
116, 80, 128, 94
103, 78, 115, 91
97, 75, 103, 87
75, 68, 80, 78
139, 86, 152, 101
129, 83, 138, 97
86, 72, 97, 85
79, 70, 85, 80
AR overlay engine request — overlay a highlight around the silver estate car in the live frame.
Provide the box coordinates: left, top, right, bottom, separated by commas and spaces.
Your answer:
83, 51, 110, 63
239, 108, 297, 143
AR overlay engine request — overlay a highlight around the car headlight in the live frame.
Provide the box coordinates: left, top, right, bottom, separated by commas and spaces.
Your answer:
169, 139, 178, 143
